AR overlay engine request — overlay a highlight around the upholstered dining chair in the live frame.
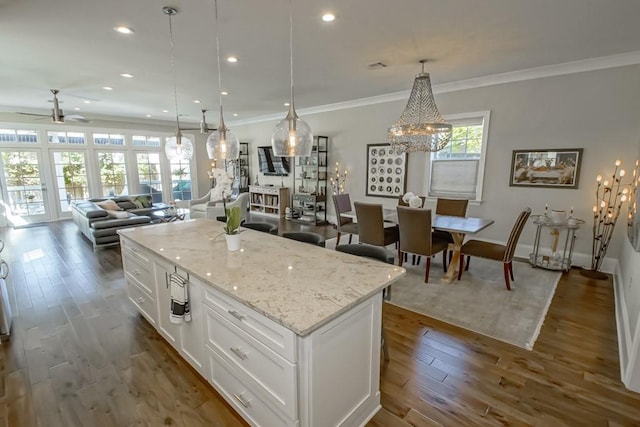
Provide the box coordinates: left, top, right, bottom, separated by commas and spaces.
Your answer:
458, 207, 531, 290
433, 198, 469, 269
242, 222, 278, 235
354, 202, 399, 248
336, 243, 393, 361
188, 188, 225, 219
208, 192, 250, 222
396, 206, 449, 283
282, 231, 326, 247
332, 194, 359, 246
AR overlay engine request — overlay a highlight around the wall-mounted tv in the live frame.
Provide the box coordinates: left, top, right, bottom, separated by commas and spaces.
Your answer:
257, 145, 290, 176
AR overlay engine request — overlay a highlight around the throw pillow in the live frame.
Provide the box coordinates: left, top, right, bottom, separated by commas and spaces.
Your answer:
139, 196, 152, 208
97, 200, 122, 211
106, 210, 131, 219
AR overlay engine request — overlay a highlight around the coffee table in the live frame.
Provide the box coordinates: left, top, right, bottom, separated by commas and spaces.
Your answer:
151, 208, 188, 223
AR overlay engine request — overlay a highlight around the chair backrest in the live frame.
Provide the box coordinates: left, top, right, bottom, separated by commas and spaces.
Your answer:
436, 198, 468, 217
397, 195, 426, 208
242, 222, 278, 234
503, 207, 532, 262
396, 206, 433, 256
333, 194, 354, 227
282, 231, 325, 247
336, 244, 394, 264
233, 193, 250, 221
354, 202, 386, 246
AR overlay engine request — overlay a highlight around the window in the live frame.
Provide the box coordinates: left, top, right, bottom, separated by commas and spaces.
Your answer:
97, 151, 128, 196
170, 158, 192, 201
52, 151, 88, 211
0, 129, 38, 143
132, 135, 161, 148
93, 133, 125, 146
427, 111, 490, 201
136, 152, 163, 203
48, 131, 86, 144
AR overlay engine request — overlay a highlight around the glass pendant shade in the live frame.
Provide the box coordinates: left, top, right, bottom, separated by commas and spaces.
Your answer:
206, 115, 239, 160
272, 106, 313, 157
165, 131, 194, 162
388, 68, 452, 153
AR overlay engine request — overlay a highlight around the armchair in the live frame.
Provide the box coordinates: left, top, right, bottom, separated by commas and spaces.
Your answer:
206, 192, 250, 222
188, 188, 224, 219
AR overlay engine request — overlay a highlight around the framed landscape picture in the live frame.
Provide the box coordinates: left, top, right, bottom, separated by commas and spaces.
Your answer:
510, 148, 583, 189
366, 143, 407, 198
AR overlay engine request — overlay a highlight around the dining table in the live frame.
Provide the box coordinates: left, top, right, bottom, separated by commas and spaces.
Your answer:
341, 207, 494, 283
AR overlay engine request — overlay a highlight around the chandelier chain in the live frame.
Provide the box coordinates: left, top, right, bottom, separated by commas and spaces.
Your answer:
289, 0, 294, 105
214, 0, 224, 116
167, 10, 181, 130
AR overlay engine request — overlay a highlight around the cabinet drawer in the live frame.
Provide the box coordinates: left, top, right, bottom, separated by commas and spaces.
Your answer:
124, 253, 155, 296
208, 349, 297, 427
203, 288, 296, 362
127, 280, 157, 326
204, 306, 297, 420
122, 240, 152, 268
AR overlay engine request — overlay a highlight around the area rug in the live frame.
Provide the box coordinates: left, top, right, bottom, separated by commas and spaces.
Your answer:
326, 238, 561, 350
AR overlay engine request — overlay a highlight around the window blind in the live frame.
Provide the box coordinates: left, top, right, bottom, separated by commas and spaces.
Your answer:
429, 159, 479, 199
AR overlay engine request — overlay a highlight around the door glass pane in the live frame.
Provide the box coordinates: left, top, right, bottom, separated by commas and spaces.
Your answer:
97, 151, 128, 196
1, 151, 46, 216
170, 159, 192, 201
136, 152, 163, 203
52, 151, 88, 211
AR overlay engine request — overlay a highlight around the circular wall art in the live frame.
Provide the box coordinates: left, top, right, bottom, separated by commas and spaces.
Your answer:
366, 143, 407, 198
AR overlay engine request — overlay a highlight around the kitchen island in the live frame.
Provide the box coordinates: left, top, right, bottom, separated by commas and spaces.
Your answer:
118, 219, 404, 427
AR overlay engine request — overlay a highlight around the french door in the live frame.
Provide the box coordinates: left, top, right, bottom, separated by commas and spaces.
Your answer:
0, 149, 51, 226
50, 150, 89, 216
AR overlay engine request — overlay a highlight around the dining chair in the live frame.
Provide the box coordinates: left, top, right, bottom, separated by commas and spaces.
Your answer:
433, 198, 469, 269
335, 243, 393, 361
282, 231, 326, 247
354, 202, 399, 248
242, 222, 278, 235
396, 206, 449, 283
332, 194, 359, 246
458, 207, 531, 290
208, 192, 250, 222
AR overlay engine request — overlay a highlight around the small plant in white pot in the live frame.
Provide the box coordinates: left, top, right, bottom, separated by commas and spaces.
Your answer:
224, 206, 242, 251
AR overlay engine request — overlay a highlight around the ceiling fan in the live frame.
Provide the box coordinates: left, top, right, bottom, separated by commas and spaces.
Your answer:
179, 109, 216, 134
16, 89, 90, 123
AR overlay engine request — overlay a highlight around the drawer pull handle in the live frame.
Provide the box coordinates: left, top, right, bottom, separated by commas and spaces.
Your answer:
233, 393, 250, 408
230, 347, 247, 360
228, 310, 245, 321
136, 297, 145, 304
133, 269, 141, 276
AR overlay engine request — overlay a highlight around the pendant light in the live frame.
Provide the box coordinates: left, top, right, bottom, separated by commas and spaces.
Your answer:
163, 6, 194, 162
271, 0, 313, 158
388, 60, 452, 153
206, 0, 239, 162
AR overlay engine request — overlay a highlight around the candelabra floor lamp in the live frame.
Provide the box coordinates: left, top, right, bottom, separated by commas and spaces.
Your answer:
581, 160, 630, 280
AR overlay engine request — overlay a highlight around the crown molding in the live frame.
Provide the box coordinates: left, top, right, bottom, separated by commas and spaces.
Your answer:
229, 50, 640, 127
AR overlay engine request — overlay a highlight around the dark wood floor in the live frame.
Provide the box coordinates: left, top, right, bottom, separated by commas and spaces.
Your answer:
1, 219, 639, 426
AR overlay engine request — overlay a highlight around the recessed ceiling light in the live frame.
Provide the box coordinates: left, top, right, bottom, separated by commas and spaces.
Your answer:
74, 107, 81, 111
146, 114, 152, 118
120, 73, 134, 78
83, 100, 91, 104
322, 13, 336, 22
193, 100, 201, 104
227, 56, 238, 63
221, 91, 228, 96
102, 86, 113, 91
284, 102, 290, 106
232, 113, 238, 117
114, 26, 134, 34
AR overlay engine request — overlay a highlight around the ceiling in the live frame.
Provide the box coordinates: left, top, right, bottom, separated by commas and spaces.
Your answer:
2, 0, 640, 126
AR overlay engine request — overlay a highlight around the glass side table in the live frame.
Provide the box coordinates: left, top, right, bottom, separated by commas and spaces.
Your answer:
529, 214, 584, 271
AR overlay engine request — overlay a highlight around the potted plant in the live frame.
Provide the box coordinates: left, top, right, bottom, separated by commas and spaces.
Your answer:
224, 206, 242, 251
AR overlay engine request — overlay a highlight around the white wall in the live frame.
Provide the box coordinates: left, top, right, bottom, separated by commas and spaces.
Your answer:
230, 65, 640, 268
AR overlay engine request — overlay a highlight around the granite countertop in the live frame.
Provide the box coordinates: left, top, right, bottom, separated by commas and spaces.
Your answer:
118, 219, 405, 336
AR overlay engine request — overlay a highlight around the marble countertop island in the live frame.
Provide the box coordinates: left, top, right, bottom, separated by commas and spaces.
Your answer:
119, 219, 405, 336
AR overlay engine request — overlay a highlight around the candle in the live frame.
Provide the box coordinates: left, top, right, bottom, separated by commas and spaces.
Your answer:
620, 169, 626, 177
597, 175, 602, 182
604, 180, 609, 187
616, 160, 621, 166
593, 205, 597, 213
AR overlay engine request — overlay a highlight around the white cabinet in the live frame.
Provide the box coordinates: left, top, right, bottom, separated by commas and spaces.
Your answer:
249, 186, 290, 218
122, 240, 157, 326
153, 260, 181, 346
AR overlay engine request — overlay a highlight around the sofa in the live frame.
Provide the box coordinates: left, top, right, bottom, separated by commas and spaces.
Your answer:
72, 195, 169, 249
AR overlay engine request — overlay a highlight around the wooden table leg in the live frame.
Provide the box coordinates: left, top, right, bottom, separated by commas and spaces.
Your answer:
442, 232, 465, 283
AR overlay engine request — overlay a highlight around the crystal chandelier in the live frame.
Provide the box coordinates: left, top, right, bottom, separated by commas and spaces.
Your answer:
271, 0, 313, 158
163, 6, 194, 162
206, 0, 239, 162
388, 60, 451, 153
